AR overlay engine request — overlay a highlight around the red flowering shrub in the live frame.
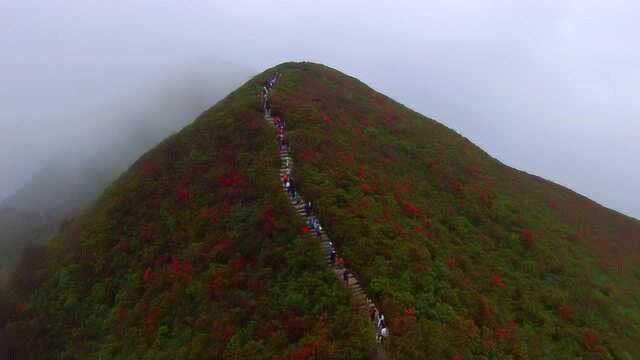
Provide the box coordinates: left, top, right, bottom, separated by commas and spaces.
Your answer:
229, 256, 248, 272
521, 228, 535, 249
144, 308, 161, 330
495, 321, 517, 339
403, 202, 421, 217
298, 147, 318, 161
116, 306, 127, 323
200, 207, 221, 225
212, 238, 233, 256
260, 207, 276, 236
143, 267, 153, 283
292, 341, 320, 360
557, 305, 573, 321
176, 185, 191, 203
209, 272, 225, 299
16, 303, 27, 314
491, 275, 506, 288
404, 307, 416, 317
219, 171, 242, 187
139, 160, 160, 177
323, 115, 333, 125
580, 330, 599, 350
170, 256, 193, 282
361, 183, 375, 194
357, 167, 367, 180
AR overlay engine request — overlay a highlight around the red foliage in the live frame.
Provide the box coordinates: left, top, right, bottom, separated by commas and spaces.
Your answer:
139, 160, 160, 177
557, 305, 574, 321
357, 167, 367, 180
451, 356, 462, 360
301, 226, 312, 235
403, 202, 421, 217
323, 115, 333, 125
298, 147, 318, 162
260, 207, 276, 236
170, 256, 193, 282
219, 171, 242, 187
15, 303, 27, 314
495, 321, 517, 339
209, 272, 225, 299
340, 154, 356, 167
450, 179, 464, 193
212, 322, 236, 341
491, 275, 506, 288
247, 278, 265, 293
580, 330, 599, 350
358, 198, 371, 210
212, 238, 233, 255
446, 258, 457, 269
116, 306, 127, 323
143, 267, 153, 283
176, 185, 191, 203
521, 228, 535, 249
229, 256, 249, 272
144, 308, 161, 330
404, 307, 416, 317
361, 183, 375, 194
200, 207, 221, 225
291, 341, 320, 360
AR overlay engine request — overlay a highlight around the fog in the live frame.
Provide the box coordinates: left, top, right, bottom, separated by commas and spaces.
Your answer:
1, 0, 639, 219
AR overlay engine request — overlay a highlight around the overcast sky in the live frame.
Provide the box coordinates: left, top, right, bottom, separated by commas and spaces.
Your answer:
1, 0, 638, 218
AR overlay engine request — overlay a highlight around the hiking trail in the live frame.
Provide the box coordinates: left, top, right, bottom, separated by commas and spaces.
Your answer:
262, 74, 386, 358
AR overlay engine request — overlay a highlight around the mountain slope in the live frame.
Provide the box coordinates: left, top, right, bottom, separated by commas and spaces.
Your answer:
4, 62, 640, 359
2, 67, 374, 359
269, 62, 640, 358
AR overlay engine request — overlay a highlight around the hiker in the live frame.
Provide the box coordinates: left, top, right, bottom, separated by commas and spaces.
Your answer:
377, 314, 385, 332
304, 201, 312, 216
330, 249, 337, 265
265, 99, 272, 116
378, 327, 388, 344
342, 269, 350, 285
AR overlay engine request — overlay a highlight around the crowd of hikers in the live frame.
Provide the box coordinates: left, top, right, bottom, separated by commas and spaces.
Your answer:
260, 72, 388, 345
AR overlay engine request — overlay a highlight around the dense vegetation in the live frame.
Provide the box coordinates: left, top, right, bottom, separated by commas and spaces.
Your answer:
2, 68, 374, 359
270, 62, 640, 358
3, 62, 639, 359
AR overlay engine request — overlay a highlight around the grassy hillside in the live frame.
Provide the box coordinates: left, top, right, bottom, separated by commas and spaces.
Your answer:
3, 62, 639, 359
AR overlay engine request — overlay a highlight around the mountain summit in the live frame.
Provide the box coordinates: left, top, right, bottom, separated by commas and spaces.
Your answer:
3, 62, 639, 359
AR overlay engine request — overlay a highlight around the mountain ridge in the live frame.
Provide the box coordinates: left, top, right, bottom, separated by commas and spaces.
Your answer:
2, 62, 639, 359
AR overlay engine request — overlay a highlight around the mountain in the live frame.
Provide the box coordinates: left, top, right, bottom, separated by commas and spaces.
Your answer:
3, 62, 640, 359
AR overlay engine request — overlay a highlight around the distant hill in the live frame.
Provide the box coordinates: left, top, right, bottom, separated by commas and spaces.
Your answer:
0, 63, 252, 274
3, 63, 639, 359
